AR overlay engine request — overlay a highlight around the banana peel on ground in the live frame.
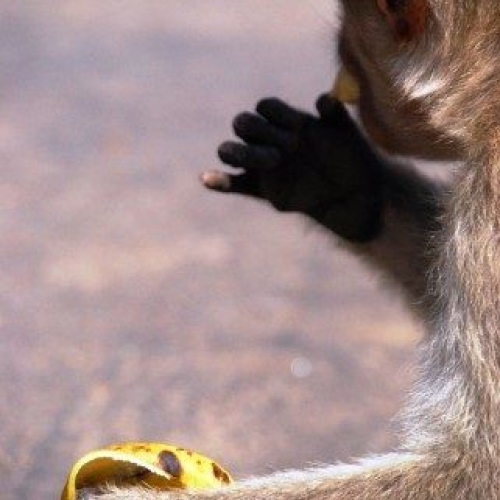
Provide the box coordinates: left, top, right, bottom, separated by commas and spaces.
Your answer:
61, 442, 233, 500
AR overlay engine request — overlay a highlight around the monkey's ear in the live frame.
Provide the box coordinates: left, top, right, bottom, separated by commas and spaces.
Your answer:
376, 0, 428, 42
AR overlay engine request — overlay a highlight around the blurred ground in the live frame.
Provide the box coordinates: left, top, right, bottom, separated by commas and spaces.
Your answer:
0, 2, 421, 500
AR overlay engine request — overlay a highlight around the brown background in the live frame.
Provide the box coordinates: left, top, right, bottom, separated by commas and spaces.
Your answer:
0, 2, 420, 500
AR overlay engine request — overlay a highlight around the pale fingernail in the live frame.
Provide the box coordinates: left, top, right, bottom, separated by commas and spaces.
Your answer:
200, 171, 231, 191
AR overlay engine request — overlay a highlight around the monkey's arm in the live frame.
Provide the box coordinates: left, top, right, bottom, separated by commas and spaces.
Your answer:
202, 96, 445, 307
344, 159, 444, 312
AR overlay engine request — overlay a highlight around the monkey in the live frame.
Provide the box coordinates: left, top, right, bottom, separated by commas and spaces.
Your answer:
82, 1, 500, 499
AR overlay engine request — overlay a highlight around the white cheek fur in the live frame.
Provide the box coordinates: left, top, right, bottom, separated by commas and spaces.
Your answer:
407, 77, 446, 99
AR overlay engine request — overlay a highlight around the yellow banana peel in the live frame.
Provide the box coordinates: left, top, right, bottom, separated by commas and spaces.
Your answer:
61, 442, 233, 500
331, 67, 360, 104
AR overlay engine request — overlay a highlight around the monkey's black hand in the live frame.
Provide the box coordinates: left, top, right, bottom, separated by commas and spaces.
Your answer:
201, 95, 384, 242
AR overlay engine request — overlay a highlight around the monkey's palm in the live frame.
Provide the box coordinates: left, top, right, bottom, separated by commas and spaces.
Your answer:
203, 96, 382, 242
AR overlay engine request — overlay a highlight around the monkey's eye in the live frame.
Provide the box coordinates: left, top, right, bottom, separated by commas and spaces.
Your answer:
376, 0, 426, 42
377, 0, 404, 13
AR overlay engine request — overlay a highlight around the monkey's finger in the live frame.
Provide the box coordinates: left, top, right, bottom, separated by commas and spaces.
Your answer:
200, 170, 259, 197
200, 170, 233, 192
256, 98, 308, 130
315, 94, 352, 125
233, 112, 293, 149
218, 141, 281, 170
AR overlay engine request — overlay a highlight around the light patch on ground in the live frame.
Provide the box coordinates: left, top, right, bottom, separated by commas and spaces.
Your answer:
43, 236, 230, 292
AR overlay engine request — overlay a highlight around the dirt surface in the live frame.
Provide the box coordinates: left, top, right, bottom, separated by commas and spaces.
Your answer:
0, 2, 421, 499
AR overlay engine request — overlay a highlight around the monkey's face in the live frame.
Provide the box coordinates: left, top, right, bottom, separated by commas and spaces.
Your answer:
338, 1, 464, 161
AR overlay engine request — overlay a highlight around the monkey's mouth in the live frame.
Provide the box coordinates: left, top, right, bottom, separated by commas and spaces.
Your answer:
331, 67, 360, 104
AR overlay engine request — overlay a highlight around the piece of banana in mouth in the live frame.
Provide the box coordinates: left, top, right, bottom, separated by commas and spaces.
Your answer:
331, 67, 360, 104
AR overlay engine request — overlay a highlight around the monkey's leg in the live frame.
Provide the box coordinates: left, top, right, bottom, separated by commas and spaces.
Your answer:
202, 96, 445, 312
80, 450, 479, 500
